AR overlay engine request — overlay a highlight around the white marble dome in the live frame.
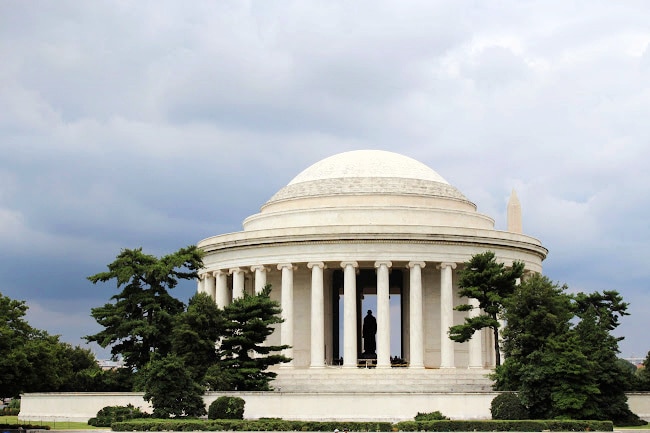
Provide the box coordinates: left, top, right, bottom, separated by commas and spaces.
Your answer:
244, 150, 485, 231
288, 150, 450, 185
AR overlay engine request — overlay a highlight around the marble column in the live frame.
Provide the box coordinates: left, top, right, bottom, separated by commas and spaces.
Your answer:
278, 263, 294, 367
468, 297, 483, 368
204, 272, 216, 300
408, 261, 426, 369
251, 265, 268, 294
341, 261, 358, 368
215, 270, 229, 309
375, 261, 392, 368
197, 274, 205, 294
230, 268, 245, 300
438, 262, 457, 368
308, 262, 326, 368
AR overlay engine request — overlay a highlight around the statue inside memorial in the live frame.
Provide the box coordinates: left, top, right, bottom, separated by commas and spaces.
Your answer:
362, 310, 377, 357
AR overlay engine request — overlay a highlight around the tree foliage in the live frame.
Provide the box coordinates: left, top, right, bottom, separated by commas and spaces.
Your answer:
212, 285, 290, 391
140, 353, 206, 418
449, 251, 524, 366
86, 245, 203, 371
637, 351, 650, 390
494, 275, 643, 425
0, 292, 120, 396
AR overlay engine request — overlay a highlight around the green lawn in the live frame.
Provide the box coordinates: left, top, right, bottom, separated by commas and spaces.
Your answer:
1, 415, 106, 430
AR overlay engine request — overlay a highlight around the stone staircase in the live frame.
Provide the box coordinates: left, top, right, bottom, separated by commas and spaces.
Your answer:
269, 367, 495, 393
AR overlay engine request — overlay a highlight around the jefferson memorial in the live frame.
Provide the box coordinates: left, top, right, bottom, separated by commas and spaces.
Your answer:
20, 150, 650, 421
196, 150, 547, 394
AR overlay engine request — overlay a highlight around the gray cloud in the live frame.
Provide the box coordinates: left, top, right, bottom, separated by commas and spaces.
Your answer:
1, 0, 649, 359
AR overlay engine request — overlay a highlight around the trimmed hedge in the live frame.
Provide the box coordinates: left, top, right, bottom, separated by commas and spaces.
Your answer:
396, 420, 613, 431
490, 393, 529, 420
112, 418, 613, 431
87, 404, 149, 427
0, 424, 50, 430
208, 396, 245, 420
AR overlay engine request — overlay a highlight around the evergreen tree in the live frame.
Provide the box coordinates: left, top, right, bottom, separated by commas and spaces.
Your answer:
495, 274, 598, 419
496, 277, 643, 424
572, 291, 641, 424
86, 246, 203, 371
212, 285, 290, 391
140, 353, 206, 418
449, 251, 524, 366
172, 292, 224, 382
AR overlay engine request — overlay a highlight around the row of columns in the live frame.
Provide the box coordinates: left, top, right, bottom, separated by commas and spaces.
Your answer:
198, 260, 484, 369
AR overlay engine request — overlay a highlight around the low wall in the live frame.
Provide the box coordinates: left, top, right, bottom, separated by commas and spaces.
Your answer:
627, 393, 650, 421
20, 391, 497, 422
19, 392, 650, 423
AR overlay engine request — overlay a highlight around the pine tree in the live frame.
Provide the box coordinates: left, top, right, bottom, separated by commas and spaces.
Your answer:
449, 251, 524, 366
211, 285, 290, 391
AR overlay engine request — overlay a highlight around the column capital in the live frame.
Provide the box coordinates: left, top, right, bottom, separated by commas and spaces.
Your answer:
229, 267, 244, 275
250, 265, 268, 272
374, 260, 392, 269
277, 263, 295, 271
212, 269, 226, 277
437, 262, 457, 270
307, 262, 326, 269
340, 261, 358, 269
407, 261, 426, 269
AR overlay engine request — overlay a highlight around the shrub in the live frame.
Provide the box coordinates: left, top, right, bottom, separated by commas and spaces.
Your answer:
414, 411, 449, 421
490, 392, 529, 420
208, 396, 245, 420
87, 404, 149, 427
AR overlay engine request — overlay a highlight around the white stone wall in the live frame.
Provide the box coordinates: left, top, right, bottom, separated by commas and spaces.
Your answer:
22, 392, 650, 422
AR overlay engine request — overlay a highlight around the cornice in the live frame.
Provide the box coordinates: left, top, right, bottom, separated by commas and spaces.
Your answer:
199, 232, 548, 260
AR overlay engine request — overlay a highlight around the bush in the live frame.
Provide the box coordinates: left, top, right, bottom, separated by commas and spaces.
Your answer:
414, 411, 449, 421
208, 396, 245, 420
490, 392, 529, 420
87, 404, 149, 427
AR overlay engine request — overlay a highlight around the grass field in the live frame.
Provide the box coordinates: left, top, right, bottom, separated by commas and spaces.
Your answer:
1, 415, 106, 430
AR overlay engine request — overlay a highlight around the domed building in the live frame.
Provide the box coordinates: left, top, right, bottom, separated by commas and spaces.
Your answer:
197, 150, 547, 396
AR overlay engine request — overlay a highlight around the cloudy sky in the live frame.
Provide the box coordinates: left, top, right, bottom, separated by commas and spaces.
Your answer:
1, 1, 649, 361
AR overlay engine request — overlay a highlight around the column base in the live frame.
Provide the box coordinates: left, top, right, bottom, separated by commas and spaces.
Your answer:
279, 363, 294, 369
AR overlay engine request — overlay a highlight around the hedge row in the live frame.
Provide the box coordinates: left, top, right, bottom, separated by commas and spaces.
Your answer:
0, 423, 50, 430
112, 418, 614, 432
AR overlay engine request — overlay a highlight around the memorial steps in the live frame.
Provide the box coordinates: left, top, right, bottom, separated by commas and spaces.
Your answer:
270, 367, 495, 393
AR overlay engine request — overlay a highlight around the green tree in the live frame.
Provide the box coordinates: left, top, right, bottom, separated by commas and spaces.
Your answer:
0, 293, 37, 396
86, 246, 203, 371
172, 292, 224, 382
0, 292, 109, 395
495, 275, 598, 419
496, 277, 643, 424
211, 285, 290, 391
636, 351, 650, 390
140, 353, 206, 418
572, 291, 641, 424
495, 274, 574, 387
449, 251, 524, 366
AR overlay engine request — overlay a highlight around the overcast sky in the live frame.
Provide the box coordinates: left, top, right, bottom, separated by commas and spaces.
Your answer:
1, 1, 649, 362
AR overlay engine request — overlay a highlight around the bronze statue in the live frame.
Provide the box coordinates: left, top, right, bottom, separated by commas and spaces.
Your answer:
362, 310, 377, 355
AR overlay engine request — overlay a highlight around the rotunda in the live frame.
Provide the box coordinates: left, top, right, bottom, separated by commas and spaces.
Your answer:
197, 150, 547, 383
